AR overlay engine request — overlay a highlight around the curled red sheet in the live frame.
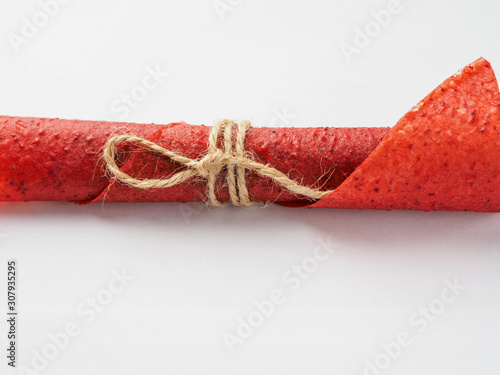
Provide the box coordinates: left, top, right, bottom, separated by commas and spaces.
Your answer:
0, 57, 499, 211
311, 57, 500, 212
0, 120, 388, 205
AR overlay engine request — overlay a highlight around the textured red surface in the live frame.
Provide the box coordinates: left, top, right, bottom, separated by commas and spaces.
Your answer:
311, 57, 500, 211
1, 58, 499, 211
0, 118, 387, 204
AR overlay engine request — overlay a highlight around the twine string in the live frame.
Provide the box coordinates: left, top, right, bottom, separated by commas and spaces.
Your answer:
103, 120, 334, 206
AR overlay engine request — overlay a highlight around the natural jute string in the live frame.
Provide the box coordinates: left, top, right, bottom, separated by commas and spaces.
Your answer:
103, 120, 334, 206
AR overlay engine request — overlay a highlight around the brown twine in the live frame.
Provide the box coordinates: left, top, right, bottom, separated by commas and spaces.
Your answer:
103, 120, 334, 206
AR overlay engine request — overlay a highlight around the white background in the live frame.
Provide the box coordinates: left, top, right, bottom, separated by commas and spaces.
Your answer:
1, 0, 499, 374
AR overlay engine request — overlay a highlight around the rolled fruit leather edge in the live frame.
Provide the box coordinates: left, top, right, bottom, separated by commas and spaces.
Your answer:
310, 57, 500, 212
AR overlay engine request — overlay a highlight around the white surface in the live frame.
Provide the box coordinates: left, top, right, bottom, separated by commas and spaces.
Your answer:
0, 0, 499, 374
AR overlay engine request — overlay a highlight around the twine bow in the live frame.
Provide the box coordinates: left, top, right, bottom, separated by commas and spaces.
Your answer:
103, 120, 334, 206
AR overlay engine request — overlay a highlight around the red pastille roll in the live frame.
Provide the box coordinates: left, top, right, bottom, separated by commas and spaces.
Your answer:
1, 57, 499, 211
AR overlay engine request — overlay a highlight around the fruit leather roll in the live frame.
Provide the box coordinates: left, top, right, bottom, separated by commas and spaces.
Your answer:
0, 117, 388, 205
1, 57, 499, 211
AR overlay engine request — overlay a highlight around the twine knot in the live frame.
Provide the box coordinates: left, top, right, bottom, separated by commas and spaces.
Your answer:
193, 149, 226, 178
103, 119, 334, 206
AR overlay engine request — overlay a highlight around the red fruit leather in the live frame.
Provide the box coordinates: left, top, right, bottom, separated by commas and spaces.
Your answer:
1, 58, 499, 211
0, 119, 388, 204
311, 57, 500, 212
